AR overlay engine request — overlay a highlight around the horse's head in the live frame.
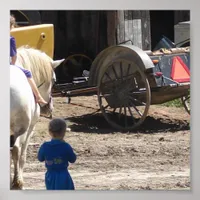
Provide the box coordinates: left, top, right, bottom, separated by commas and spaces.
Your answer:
16, 47, 65, 118
39, 58, 65, 118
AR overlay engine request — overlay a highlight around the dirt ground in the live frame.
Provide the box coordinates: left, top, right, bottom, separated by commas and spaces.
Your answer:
12, 95, 190, 190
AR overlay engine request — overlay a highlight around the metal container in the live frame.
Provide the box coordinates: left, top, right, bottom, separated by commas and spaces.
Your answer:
10, 24, 54, 58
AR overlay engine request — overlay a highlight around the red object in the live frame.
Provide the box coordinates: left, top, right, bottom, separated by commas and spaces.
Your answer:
171, 56, 190, 82
155, 72, 163, 77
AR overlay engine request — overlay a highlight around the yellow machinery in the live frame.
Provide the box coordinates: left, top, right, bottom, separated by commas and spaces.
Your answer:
10, 24, 54, 58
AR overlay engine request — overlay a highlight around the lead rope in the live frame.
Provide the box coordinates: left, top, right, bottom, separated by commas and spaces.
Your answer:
37, 81, 45, 88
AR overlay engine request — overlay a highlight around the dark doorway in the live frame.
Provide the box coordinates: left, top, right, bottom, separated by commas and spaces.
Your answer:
150, 11, 175, 50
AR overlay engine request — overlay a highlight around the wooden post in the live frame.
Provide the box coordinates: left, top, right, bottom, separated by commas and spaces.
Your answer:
107, 11, 117, 46
117, 11, 125, 44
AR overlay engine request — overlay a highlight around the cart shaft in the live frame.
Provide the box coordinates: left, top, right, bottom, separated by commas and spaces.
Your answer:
65, 86, 98, 97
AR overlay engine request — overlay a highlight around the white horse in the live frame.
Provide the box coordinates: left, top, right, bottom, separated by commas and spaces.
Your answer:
10, 46, 64, 189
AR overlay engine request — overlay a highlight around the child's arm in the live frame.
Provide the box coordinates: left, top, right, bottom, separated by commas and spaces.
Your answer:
11, 55, 17, 65
66, 143, 77, 163
37, 143, 45, 162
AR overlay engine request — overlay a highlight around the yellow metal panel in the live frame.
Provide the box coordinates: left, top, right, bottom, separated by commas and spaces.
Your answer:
10, 24, 54, 58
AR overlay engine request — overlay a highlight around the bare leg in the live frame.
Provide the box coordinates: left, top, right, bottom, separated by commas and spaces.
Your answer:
27, 78, 47, 104
11, 55, 17, 65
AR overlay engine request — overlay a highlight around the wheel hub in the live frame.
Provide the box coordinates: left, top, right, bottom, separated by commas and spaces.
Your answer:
104, 79, 132, 108
115, 89, 130, 106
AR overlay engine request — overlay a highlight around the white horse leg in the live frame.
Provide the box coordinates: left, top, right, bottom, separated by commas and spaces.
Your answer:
11, 105, 39, 190
11, 137, 23, 189
11, 129, 28, 190
19, 125, 36, 184
10, 152, 13, 189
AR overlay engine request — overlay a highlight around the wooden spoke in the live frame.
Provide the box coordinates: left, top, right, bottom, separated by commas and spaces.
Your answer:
124, 106, 128, 128
118, 105, 123, 120
127, 105, 135, 122
129, 94, 146, 106
112, 65, 119, 79
120, 62, 123, 80
183, 95, 190, 102
112, 107, 117, 114
103, 104, 109, 110
181, 94, 190, 115
126, 64, 131, 76
105, 72, 113, 81
129, 100, 143, 117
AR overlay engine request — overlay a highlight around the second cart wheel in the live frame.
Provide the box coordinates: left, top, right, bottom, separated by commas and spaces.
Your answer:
62, 54, 92, 78
97, 59, 151, 131
181, 95, 190, 114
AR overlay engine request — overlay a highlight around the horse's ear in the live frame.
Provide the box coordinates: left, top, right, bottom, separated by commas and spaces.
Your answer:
51, 59, 65, 69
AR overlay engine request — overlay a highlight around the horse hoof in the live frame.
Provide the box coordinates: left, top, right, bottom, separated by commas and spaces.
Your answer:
66, 128, 71, 132
11, 185, 23, 190
11, 181, 23, 190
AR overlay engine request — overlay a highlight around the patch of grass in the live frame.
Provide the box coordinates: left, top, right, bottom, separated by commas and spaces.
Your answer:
162, 89, 190, 108
162, 99, 183, 108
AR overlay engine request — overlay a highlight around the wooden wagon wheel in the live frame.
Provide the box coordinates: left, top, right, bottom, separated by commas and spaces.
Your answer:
11, 10, 41, 26
181, 94, 190, 114
97, 59, 151, 131
62, 54, 92, 77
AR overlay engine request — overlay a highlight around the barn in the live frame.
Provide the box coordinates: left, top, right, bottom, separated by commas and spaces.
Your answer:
10, 10, 190, 82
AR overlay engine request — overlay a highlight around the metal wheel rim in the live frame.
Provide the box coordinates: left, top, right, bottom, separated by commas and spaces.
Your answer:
97, 59, 151, 131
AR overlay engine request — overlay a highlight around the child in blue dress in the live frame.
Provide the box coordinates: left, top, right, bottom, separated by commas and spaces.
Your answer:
10, 15, 47, 105
37, 118, 77, 190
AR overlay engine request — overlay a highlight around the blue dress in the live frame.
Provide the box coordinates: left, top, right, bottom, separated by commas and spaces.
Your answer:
38, 139, 77, 190
10, 36, 17, 57
10, 36, 32, 78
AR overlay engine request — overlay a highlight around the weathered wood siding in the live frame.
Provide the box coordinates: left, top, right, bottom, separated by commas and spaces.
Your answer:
11, 10, 189, 83
107, 11, 117, 46
12, 10, 189, 56
117, 10, 151, 50
174, 10, 190, 25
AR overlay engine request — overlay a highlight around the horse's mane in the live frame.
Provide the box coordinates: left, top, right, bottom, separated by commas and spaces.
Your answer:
16, 46, 53, 86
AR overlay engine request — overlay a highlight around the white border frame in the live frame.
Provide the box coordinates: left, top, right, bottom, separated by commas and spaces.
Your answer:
1, 0, 199, 199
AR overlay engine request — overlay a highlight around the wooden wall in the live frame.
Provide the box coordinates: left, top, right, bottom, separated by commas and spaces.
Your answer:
11, 10, 189, 82
40, 11, 108, 61
174, 10, 190, 25
39, 10, 151, 60
117, 10, 151, 50
12, 10, 190, 57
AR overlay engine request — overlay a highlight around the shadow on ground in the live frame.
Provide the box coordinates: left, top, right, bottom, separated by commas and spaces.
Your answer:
66, 112, 190, 134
